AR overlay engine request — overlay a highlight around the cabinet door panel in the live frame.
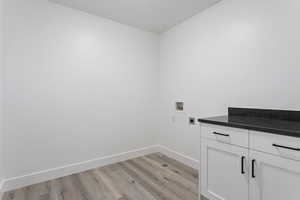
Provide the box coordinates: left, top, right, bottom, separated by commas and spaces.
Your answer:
250, 150, 300, 200
201, 139, 249, 200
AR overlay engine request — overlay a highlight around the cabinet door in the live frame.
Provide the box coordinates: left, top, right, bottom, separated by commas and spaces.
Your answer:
250, 150, 300, 200
201, 139, 249, 200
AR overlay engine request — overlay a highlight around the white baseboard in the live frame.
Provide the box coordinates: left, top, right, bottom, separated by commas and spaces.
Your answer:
1, 146, 160, 192
156, 145, 199, 170
0, 180, 4, 199
1, 145, 199, 193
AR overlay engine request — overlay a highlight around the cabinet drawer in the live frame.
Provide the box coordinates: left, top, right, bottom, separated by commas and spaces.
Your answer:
201, 124, 249, 148
250, 131, 300, 161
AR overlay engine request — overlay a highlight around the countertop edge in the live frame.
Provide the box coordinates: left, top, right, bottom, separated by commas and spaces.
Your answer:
198, 118, 300, 138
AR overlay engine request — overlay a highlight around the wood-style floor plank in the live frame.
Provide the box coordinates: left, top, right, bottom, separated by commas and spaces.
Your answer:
2, 153, 199, 200
147, 153, 198, 184
130, 157, 197, 200
140, 157, 198, 197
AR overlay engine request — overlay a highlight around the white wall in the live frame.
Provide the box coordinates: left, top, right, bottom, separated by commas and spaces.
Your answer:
159, 0, 300, 160
3, 0, 159, 179
0, 0, 3, 185
3, 0, 300, 182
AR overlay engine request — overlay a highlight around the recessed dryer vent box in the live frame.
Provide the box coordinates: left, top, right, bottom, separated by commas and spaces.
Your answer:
175, 102, 184, 111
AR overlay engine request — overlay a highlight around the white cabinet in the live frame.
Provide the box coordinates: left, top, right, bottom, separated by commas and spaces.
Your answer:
200, 125, 300, 200
201, 124, 249, 148
250, 150, 300, 200
201, 139, 248, 200
249, 131, 300, 161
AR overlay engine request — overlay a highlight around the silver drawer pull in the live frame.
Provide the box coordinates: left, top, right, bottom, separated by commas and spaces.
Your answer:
272, 144, 300, 151
213, 132, 230, 137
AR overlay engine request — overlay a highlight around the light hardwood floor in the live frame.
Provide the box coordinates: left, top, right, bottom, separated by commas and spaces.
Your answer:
2, 153, 203, 200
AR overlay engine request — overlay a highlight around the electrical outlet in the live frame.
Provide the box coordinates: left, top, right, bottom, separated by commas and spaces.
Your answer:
189, 117, 196, 125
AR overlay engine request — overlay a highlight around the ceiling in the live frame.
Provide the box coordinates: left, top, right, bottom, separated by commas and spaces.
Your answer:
49, 0, 221, 33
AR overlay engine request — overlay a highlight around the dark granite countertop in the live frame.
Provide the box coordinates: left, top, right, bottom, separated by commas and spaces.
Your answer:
198, 108, 300, 138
